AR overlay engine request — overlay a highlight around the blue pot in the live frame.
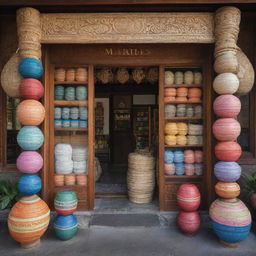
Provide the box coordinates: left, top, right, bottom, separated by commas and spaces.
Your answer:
18, 174, 42, 195
164, 150, 174, 163
175, 163, 185, 176
174, 150, 184, 163
211, 220, 251, 243
54, 214, 78, 241
17, 126, 44, 150
18, 58, 43, 79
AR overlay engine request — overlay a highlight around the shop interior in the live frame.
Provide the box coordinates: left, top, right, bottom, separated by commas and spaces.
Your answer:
94, 66, 159, 196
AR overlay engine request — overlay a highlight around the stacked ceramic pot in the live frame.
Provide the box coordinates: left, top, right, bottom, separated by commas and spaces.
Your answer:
209, 6, 252, 248
7, 57, 50, 248
176, 184, 201, 235
53, 190, 78, 241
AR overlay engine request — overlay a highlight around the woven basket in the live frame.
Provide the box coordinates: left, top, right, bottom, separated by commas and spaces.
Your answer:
116, 68, 129, 84
236, 48, 255, 95
127, 152, 155, 204
1, 53, 22, 98
146, 67, 159, 84
132, 68, 146, 84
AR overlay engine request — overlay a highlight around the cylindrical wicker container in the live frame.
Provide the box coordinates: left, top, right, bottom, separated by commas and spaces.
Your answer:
177, 211, 200, 235
215, 182, 240, 199
54, 68, 66, 82
66, 68, 75, 82
54, 190, 78, 215
209, 198, 251, 246
17, 100, 45, 126
8, 195, 50, 248
177, 184, 201, 212
127, 153, 155, 204
75, 68, 88, 82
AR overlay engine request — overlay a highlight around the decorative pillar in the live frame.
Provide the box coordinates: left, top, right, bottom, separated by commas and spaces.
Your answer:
7, 7, 50, 249
210, 6, 252, 248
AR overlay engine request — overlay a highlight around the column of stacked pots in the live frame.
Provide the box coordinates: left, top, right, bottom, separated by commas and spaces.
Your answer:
210, 55, 252, 246
176, 184, 201, 235
7, 57, 50, 249
53, 190, 78, 241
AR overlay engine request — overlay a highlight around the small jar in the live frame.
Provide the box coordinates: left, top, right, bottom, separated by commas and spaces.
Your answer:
185, 164, 195, 176
79, 107, 88, 120
54, 68, 66, 82
184, 71, 194, 84
54, 119, 62, 128
65, 174, 76, 186
165, 71, 174, 85
62, 120, 71, 128
79, 120, 87, 128
75, 68, 88, 82
70, 120, 79, 127
164, 163, 176, 175
66, 68, 75, 82
54, 174, 65, 186
65, 87, 75, 101
62, 107, 70, 119
174, 71, 184, 85
175, 163, 185, 176
165, 104, 176, 117
176, 88, 188, 97
70, 107, 79, 120
195, 163, 203, 175
194, 72, 202, 85
55, 85, 64, 100
54, 107, 62, 119
76, 86, 87, 100
76, 174, 87, 186
186, 105, 194, 117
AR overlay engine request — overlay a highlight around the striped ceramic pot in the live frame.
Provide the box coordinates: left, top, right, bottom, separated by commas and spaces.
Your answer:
210, 198, 251, 246
8, 195, 50, 248
54, 190, 78, 215
54, 214, 78, 241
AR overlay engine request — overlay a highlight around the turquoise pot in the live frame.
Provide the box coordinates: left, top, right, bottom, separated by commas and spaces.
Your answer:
54, 190, 78, 215
54, 214, 78, 241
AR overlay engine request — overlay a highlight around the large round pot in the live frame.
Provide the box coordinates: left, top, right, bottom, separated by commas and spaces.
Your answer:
16, 151, 43, 174
214, 161, 241, 182
177, 211, 201, 235
18, 58, 43, 79
16, 100, 45, 126
54, 190, 78, 215
213, 118, 241, 141
215, 142, 242, 161
20, 78, 44, 100
177, 184, 201, 212
18, 174, 42, 195
210, 198, 251, 245
17, 126, 44, 150
54, 214, 78, 241
8, 195, 50, 248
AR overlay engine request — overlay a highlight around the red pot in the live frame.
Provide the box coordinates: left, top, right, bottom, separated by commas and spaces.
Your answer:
20, 78, 44, 100
177, 211, 201, 235
215, 141, 242, 161
177, 184, 201, 212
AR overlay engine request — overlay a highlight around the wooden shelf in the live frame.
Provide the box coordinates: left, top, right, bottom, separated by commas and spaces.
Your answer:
55, 127, 88, 132
164, 145, 203, 148
55, 81, 87, 85
54, 100, 88, 106
54, 185, 87, 189
164, 84, 202, 88
164, 100, 202, 104
165, 117, 203, 121
165, 175, 203, 179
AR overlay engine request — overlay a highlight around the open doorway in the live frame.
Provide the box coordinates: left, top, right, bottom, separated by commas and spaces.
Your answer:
94, 66, 159, 201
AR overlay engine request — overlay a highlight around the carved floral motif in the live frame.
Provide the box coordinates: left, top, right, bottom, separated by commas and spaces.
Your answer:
41, 13, 214, 43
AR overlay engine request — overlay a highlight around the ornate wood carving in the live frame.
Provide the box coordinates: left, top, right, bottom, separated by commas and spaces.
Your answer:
40, 13, 214, 44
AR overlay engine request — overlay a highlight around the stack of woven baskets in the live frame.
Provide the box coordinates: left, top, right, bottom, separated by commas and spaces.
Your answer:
127, 152, 155, 204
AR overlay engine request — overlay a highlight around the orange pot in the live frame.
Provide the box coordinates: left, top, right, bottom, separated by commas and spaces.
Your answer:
177, 88, 188, 97
164, 88, 176, 97
54, 174, 64, 186
76, 174, 87, 186
65, 174, 76, 186
188, 88, 202, 99
215, 182, 240, 199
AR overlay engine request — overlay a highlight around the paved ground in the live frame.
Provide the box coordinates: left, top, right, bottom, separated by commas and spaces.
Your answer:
1, 221, 256, 256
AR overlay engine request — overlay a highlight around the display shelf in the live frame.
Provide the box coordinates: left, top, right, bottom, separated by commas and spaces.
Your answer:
164, 145, 203, 148
54, 185, 88, 189
165, 117, 203, 121
164, 84, 202, 88
55, 81, 88, 85
164, 100, 202, 104
54, 100, 88, 106
55, 127, 88, 132
165, 175, 203, 179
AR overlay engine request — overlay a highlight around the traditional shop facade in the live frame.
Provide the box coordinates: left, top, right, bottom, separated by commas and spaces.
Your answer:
0, 1, 255, 212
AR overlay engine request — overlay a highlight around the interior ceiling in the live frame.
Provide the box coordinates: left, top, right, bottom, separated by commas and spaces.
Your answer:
1, 1, 256, 14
